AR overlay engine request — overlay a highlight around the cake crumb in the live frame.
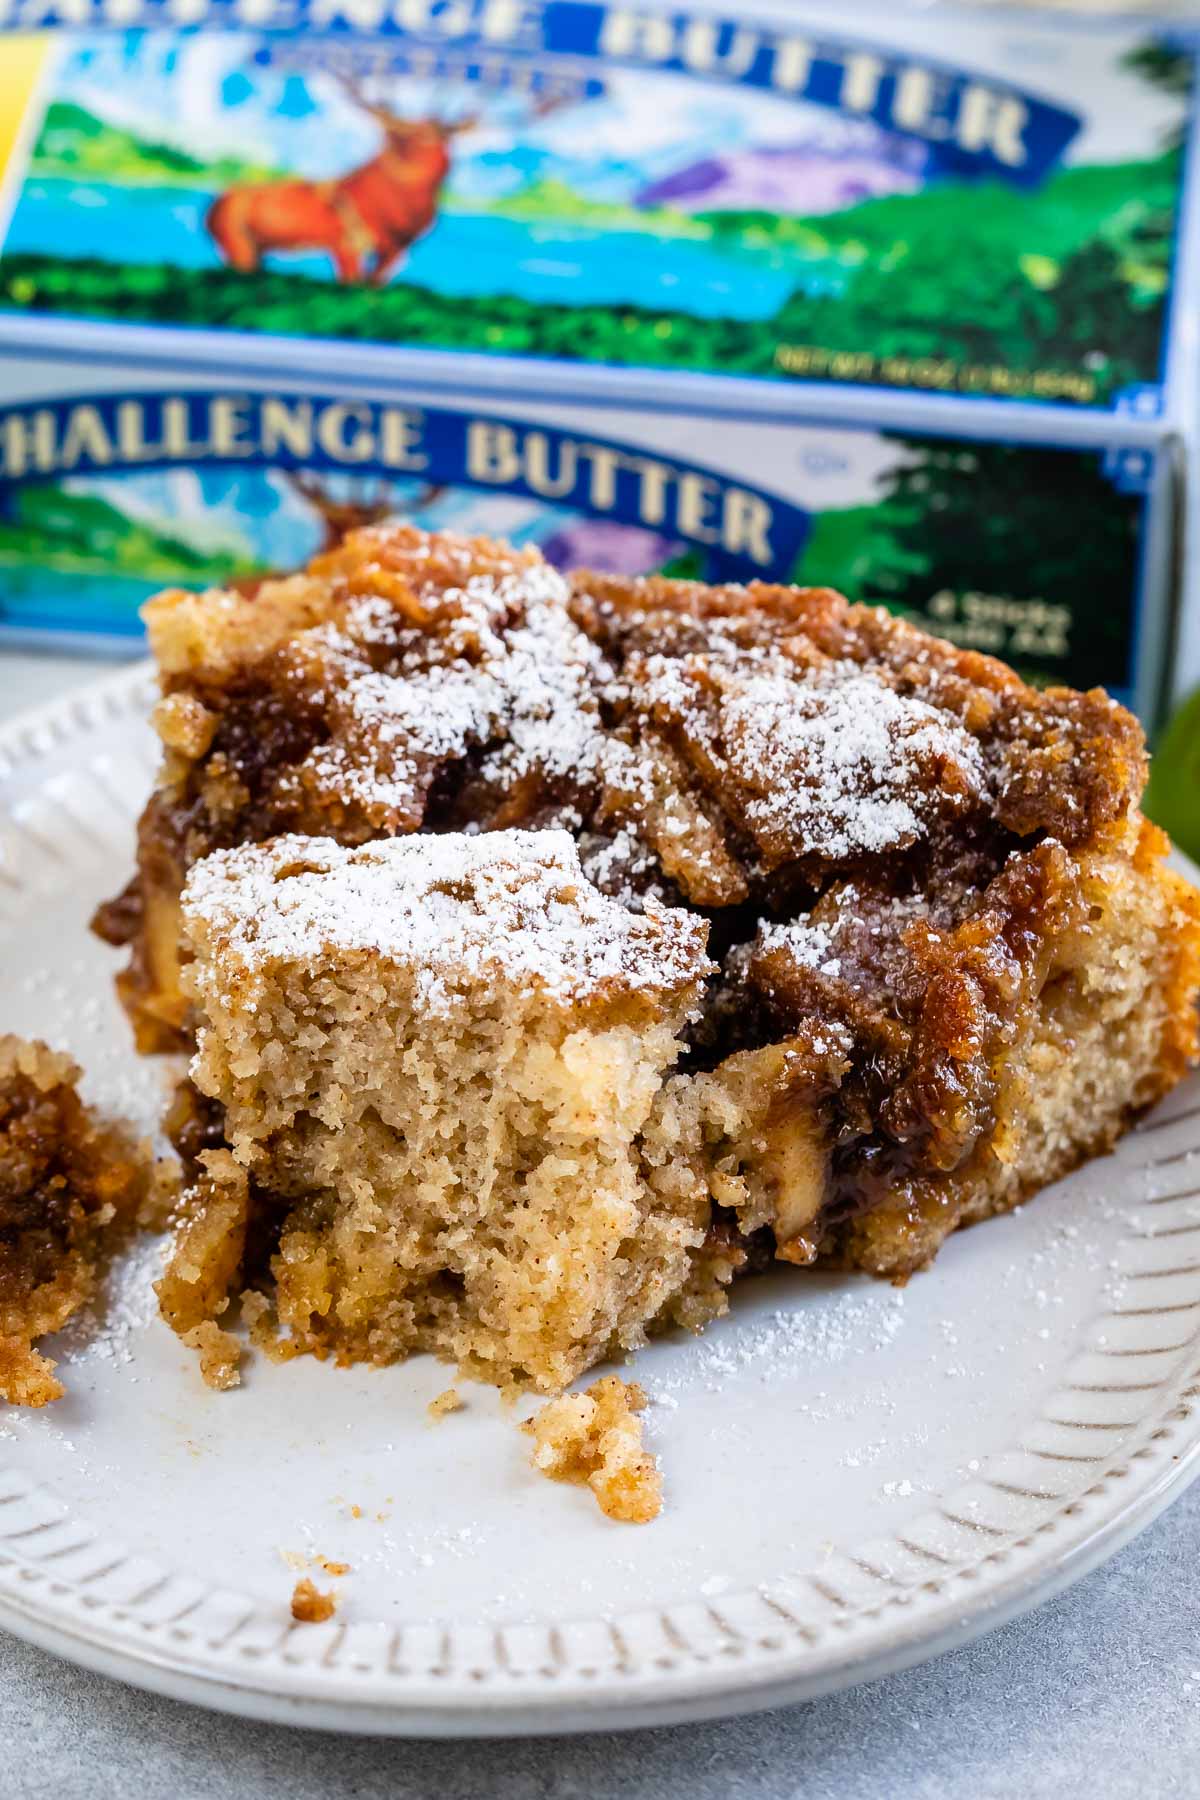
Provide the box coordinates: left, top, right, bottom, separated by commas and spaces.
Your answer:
524, 1375, 663, 1524
290, 1578, 337, 1623
140, 1156, 182, 1232
241, 1288, 300, 1363
281, 1551, 351, 1578
0, 1034, 154, 1406
180, 1319, 241, 1391
428, 1386, 464, 1421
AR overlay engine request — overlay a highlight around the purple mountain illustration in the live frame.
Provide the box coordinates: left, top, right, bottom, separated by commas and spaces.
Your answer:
638, 139, 928, 217
538, 520, 682, 576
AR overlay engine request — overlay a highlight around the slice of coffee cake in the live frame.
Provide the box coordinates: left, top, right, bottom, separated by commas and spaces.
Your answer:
95, 524, 1200, 1387
169, 829, 726, 1391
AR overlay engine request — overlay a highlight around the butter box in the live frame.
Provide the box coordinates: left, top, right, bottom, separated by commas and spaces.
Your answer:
0, 0, 1194, 414
0, 353, 1177, 721
0, 1, 1193, 719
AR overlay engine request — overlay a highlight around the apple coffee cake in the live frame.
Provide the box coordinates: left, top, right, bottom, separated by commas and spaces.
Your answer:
92, 524, 1200, 1392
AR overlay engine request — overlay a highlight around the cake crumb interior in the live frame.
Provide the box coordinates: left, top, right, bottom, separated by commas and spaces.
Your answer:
170, 830, 729, 1394
524, 1375, 663, 1524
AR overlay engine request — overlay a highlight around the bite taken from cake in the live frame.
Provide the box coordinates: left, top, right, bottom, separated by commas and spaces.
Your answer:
166, 829, 729, 1393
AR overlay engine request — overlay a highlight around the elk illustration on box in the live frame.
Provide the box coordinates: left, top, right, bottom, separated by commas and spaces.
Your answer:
222, 471, 448, 594
207, 78, 574, 287
207, 79, 475, 286
282, 471, 443, 553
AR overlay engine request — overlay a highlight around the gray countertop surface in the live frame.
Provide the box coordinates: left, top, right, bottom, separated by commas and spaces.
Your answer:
1, 651, 1197, 1800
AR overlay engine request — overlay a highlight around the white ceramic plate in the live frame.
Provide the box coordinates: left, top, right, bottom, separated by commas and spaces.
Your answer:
1, 663, 1199, 1737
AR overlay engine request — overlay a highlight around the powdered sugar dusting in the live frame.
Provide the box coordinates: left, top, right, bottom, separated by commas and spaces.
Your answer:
715, 667, 985, 857
51, 1229, 169, 1373
647, 1285, 909, 1399
296, 565, 608, 821
183, 829, 713, 1016
274, 555, 988, 872
756, 918, 842, 978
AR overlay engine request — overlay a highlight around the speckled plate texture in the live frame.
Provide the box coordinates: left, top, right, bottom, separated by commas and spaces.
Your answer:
1, 664, 1199, 1736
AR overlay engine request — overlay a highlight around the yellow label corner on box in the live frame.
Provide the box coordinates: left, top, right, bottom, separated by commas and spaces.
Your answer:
0, 35, 52, 189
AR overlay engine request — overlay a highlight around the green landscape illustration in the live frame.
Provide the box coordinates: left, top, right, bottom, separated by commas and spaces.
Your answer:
0, 37, 1188, 403
0, 438, 1143, 698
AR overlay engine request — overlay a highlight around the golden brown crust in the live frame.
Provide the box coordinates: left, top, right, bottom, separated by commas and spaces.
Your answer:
155, 1150, 249, 1342
1135, 819, 1200, 1084
571, 570, 1147, 855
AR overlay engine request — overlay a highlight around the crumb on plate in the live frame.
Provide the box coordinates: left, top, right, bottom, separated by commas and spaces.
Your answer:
524, 1375, 662, 1524
290, 1577, 337, 1624
428, 1386, 464, 1421
180, 1318, 241, 1391
0, 1035, 155, 1406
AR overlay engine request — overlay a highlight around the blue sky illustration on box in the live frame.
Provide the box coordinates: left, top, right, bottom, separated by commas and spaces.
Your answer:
0, 465, 687, 640
3, 29, 942, 313
49, 31, 923, 193
71, 466, 683, 569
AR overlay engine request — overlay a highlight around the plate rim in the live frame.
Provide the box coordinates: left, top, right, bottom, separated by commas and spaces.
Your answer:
1, 659, 1199, 1737
0, 1418, 1199, 1738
